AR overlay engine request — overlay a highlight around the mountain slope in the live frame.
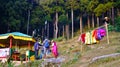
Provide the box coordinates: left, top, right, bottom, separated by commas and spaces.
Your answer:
58, 32, 120, 67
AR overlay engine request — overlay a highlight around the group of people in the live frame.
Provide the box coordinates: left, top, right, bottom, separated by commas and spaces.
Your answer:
34, 38, 58, 60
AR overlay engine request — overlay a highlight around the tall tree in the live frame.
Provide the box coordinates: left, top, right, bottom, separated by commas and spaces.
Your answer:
30, 6, 46, 35
94, 1, 113, 26
67, 0, 78, 38
81, 0, 90, 29
94, 4, 105, 26
52, 0, 64, 38
64, 0, 70, 40
87, 0, 99, 28
59, 14, 67, 38
78, 0, 89, 33
115, 0, 120, 16
39, 0, 53, 38
5, 0, 29, 33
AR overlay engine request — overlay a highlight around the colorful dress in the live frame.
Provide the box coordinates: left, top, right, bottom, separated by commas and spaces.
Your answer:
52, 42, 58, 58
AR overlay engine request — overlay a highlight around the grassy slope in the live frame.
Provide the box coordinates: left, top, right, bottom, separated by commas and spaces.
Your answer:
57, 32, 120, 67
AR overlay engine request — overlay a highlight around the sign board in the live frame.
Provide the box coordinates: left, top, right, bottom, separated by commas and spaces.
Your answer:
0, 48, 10, 58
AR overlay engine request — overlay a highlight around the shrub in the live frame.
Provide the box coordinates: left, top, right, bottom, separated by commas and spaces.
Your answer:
108, 24, 115, 32
115, 16, 120, 32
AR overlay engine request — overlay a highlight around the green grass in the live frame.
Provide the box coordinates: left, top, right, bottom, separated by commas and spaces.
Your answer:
88, 56, 120, 67
58, 32, 120, 67
17, 31, 120, 67
18, 60, 43, 67
62, 52, 81, 67
116, 46, 120, 53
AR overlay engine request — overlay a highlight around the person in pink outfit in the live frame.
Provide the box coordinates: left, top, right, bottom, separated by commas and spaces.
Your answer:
51, 40, 58, 58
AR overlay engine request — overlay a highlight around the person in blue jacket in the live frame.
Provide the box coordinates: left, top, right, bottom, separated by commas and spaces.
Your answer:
42, 38, 50, 58
34, 39, 42, 60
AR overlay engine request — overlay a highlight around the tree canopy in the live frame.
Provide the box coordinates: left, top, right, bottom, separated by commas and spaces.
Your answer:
0, 0, 119, 39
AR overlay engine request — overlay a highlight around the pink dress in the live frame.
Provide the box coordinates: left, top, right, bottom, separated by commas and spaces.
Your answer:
52, 42, 58, 58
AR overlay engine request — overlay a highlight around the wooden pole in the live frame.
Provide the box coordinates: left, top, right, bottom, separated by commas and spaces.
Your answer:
105, 22, 109, 44
9, 37, 12, 48
28, 42, 31, 50
79, 33, 83, 52
15, 41, 18, 51
80, 42, 83, 52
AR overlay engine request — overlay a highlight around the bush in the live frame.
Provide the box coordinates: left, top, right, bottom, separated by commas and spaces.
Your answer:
107, 16, 120, 32
108, 24, 115, 32
115, 16, 120, 32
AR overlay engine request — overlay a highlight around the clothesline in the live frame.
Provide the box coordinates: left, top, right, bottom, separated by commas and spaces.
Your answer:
94, 23, 109, 30
94, 25, 106, 30
79, 23, 109, 44
86, 23, 108, 34
78, 23, 109, 52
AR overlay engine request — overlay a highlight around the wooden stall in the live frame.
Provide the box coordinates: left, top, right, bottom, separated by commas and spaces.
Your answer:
0, 32, 36, 61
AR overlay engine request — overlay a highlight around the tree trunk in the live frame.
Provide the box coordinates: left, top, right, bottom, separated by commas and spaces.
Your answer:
66, 24, 69, 40
87, 15, 90, 29
54, 12, 58, 38
97, 16, 99, 27
71, 9, 74, 38
102, 13, 104, 20
47, 22, 49, 39
62, 25, 65, 38
42, 28, 44, 40
92, 13, 95, 28
54, 22, 55, 38
58, 28, 60, 37
66, 13, 70, 40
117, 8, 120, 16
112, 7, 114, 25
80, 15, 82, 34
102, 13, 104, 25
109, 9, 112, 19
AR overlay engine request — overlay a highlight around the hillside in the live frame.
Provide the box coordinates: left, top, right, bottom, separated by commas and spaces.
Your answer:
9, 31, 120, 67
57, 31, 120, 67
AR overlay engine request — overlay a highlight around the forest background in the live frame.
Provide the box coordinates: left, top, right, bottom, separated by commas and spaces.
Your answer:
0, 0, 120, 40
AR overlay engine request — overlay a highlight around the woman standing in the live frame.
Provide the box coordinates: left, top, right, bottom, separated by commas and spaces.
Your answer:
51, 40, 58, 58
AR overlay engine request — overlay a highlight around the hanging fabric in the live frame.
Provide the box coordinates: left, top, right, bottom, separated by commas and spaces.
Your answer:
85, 32, 91, 44
91, 30, 97, 44
99, 28, 106, 37
78, 33, 86, 43
78, 24, 108, 45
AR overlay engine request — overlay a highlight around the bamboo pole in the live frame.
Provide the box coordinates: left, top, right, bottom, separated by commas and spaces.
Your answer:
105, 22, 109, 44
